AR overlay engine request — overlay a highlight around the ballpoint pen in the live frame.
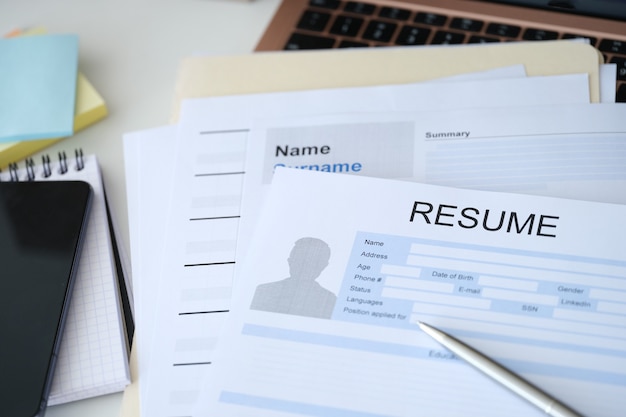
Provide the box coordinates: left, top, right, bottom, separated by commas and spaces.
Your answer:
417, 321, 585, 417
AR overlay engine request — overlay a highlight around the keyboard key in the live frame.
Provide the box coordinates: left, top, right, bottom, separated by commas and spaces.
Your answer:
617, 84, 626, 103
284, 33, 335, 50
379, 7, 411, 21
469, 35, 499, 43
432, 30, 465, 44
486, 23, 521, 38
599, 39, 626, 55
523, 28, 558, 40
309, 0, 340, 10
330, 15, 364, 37
362, 20, 397, 42
297, 10, 331, 32
450, 17, 484, 32
562, 33, 597, 45
395, 25, 431, 45
414, 12, 447, 26
611, 56, 626, 81
338, 40, 369, 48
344, 1, 376, 15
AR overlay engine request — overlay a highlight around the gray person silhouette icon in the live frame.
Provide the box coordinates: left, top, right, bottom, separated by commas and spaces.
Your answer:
250, 237, 337, 319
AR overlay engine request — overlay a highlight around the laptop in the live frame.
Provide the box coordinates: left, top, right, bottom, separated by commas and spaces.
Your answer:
255, 0, 626, 102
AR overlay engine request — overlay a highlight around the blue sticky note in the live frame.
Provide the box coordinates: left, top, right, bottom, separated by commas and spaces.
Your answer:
0, 34, 79, 142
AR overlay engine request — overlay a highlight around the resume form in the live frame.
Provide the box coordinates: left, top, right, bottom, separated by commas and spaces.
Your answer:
200, 168, 626, 417
141, 73, 592, 417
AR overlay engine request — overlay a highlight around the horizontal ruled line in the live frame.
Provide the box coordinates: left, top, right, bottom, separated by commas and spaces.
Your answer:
199, 129, 249, 135
184, 261, 235, 267
179, 310, 230, 316
172, 362, 211, 367
194, 171, 245, 177
189, 215, 240, 221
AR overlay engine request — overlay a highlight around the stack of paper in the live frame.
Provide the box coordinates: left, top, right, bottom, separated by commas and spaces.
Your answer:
122, 41, 626, 417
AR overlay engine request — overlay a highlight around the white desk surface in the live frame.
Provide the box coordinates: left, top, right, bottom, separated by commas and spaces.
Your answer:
1, 0, 281, 416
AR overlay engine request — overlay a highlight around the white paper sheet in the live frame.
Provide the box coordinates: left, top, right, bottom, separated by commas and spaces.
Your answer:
123, 125, 179, 414
236, 103, 626, 267
140, 73, 592, 417
600, 63, 618, 103
199, 167, 626, 417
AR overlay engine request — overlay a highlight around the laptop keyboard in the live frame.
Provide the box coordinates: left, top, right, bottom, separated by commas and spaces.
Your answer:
284, 0, 626, 102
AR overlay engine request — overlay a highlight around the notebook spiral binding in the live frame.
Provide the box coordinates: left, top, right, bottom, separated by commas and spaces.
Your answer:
1, 149, 85, 182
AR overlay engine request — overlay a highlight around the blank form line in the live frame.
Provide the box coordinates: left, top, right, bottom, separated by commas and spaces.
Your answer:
172, 362, 212, 367
189, 215, 240, 221
179, 310, 230, 315
382, 287, 491, 309
409, 243, 626, 277
184, 261, 236, 267
385, 275, 453, 293
194, 171, 245, 177
411, 314, 626, 352
482, 287, 558, 306
478, 275, 539, 291
411, 303, 626, 338
406, 254, 626, 289
199, 129, 249, 135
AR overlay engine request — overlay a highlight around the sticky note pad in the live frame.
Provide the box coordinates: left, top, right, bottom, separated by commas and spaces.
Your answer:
0, 34, 78, 142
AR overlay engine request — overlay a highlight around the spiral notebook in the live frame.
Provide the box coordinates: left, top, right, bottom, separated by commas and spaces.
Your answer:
0, 151, 131, 405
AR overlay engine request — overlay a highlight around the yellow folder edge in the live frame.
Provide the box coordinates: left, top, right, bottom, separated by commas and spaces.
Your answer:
0, 28, 108, 169
170, 40, 602, 122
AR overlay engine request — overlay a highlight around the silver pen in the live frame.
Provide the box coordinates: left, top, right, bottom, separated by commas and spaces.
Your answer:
418, 321, 585, 417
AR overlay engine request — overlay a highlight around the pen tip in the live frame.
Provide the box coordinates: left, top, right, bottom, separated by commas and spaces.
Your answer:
417, 321, 437, 334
